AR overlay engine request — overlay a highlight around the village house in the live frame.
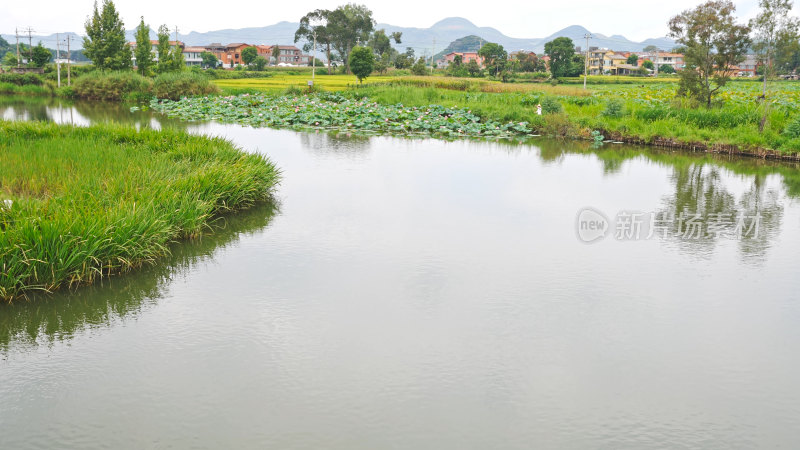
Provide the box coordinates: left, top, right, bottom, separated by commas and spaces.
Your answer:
734, 55, 759, 77
438, 52, 485, 68
211, 43, 251, 68
639, 52, 685, 72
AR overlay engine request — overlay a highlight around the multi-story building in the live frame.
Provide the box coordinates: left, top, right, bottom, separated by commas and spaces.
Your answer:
586, 48, 607, 75
210, 43, 251, 68
182, 46, 206, 66
639, 52, 685, 72
735, 55, 759, 77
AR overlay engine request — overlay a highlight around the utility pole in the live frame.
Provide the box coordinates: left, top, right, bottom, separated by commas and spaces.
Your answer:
431, 38, 436, 74
312, 29, 317, 84
584, 33, 591, 89
25, 27, 34, 64
66, 34, 71, 86
56, 33, 61, 87
15, 28, 20, 67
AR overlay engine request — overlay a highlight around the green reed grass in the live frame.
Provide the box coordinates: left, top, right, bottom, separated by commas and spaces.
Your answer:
0, 121, 280, 302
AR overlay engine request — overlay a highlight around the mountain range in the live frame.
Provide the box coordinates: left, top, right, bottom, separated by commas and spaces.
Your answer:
2, 17, 675, 55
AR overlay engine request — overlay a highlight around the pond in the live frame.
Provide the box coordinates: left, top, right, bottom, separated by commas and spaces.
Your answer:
2, 96, 800, 449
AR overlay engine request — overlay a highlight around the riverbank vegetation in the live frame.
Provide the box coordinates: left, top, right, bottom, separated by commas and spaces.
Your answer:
184, 76, 800, 155
0, 121, 280, 302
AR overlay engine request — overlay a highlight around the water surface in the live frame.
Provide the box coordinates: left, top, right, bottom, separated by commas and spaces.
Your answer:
2, 97, 800, 449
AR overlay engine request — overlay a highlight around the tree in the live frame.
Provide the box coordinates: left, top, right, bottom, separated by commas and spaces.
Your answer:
83, 0, 131, 70
272, 45, 281, 65
241, 46, 258, 66
643, 45, 658, 53
466, 59, 482, 77
296, 9, 335, 74
252, 56, 267, 71
134, 17, 153, 75
669, 0, 751, 107
29, 42, 51, 67
350, 45, 374, 82
568, 53, 585, 77
368, 29, 401, 73
394, 47, 414, 69
514, 52, 546, 73
3, 52, 17, 67
478, 42, 507, 77
642, 60, 654, 70
200, 51, 218, 68
750, 0, 800, 95
170, 44, 185, 71
327, 4, 375, 74
544, 37, 576, 78
659, 64, 676, 74
626, 54, 639, 66
411, 56, 428, 75
155, 25, 173, 73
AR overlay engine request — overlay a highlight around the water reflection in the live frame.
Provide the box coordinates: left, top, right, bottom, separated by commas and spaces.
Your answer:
0, 202, 278, 352
0, 96, 189, 130
299, 129, 372, 155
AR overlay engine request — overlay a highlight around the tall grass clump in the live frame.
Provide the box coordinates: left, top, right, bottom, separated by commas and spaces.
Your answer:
783, 116, 800, 139
152, 72, 220, 100
72, 71, 153, 101
0, 121, 280, 302
0, 82, 52, 96
0, 73, 45, 86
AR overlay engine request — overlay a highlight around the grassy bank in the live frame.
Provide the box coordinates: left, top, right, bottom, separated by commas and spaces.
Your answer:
0, 121, 280, 302
347, 78, 800, 156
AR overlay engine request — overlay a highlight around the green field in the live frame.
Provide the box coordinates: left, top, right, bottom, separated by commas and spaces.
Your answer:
214, 74, 397, 93
0, 121, 280, 302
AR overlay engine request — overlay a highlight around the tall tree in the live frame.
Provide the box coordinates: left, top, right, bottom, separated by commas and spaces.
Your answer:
272, 45, 281, 65
478, 42, 507, 76
155, 25, 172, 73
750, 0, 800, 95
669, 0, 751, 107
544, 37, 576, 78
295, 9, 334, 74
368, 29, 401, 74
170, 44, 185, 71
327, 4, 375, 74
83, 0, 131, 70
134, 17, 153, 76
626, 54, 639, 66
200, 51, 218, 68
241, 46, 258, 66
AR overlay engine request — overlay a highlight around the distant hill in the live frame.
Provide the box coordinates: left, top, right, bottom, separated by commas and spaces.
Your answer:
432, 35, 484, 61
2, 17, 675, 56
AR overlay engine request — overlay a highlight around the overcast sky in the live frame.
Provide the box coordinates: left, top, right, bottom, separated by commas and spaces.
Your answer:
0, 0, 790, 42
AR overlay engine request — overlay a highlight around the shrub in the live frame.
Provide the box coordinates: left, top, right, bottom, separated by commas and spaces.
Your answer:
152, 72, 219, 100
72, 72, 153, 101
784, 116, 800, 138
520, 94, 541, 106
0, 73, 44, 86
540, 96, 563, 114
603, 99, 625, 118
